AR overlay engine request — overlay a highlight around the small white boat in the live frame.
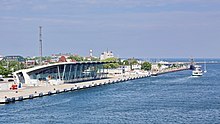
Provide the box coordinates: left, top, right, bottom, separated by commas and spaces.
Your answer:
192, 65, 203, 76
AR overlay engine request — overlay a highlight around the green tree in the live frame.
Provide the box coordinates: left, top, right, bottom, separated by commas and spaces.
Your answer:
117, 58, 123, 65
157, 63, 162, 68
102, 57, 120, 69
0, 65, 11, 77
127, 58, 138, 65
141, 62, 152, 71
0, 60, 26, 73
91, 57, 100, 61
123, 60, 129, 65
68, 55, 84, 61
84, 57, 100, 61
0, 60, 7, 67
130, 60, 138, 65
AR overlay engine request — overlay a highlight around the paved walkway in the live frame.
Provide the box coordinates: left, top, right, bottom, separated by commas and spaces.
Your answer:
0, 66, 189, 104
0, 74, 148, 104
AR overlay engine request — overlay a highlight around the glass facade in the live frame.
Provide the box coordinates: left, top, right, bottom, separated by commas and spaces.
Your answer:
27, 63, 106, 83
16, 72, 25, 84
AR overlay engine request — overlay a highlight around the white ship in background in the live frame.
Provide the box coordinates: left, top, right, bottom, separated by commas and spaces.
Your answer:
192, 65, 203, 76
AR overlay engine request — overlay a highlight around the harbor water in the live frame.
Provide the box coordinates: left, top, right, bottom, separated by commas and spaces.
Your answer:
1, 63, 220, 123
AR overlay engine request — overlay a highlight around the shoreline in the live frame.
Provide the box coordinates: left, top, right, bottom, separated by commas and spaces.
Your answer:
0, 67, 189, 105
152, 67, 189, 76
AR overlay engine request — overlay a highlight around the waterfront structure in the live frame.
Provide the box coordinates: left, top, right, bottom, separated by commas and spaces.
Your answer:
100, 50, 114, 60
26, 60, 36, 67
131, 64, 142, 70
13, 61, 112, 86
1, 61, 189, 104
2, 56, 25, 62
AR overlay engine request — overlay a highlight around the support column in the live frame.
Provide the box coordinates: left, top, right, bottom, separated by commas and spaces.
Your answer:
102, 64, 105, 78
74, 65, 77, 79
62, 65, 66, 81
68, 65, 72, 80
79, 64, 83, 78
57, 66, 61, 80
89, 64, 92, 78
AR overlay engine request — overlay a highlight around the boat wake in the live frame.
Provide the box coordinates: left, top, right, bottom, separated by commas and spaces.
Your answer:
168, 76, 191, 83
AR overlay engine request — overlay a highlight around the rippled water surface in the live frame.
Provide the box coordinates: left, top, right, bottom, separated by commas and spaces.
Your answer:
1, 64, 220, 124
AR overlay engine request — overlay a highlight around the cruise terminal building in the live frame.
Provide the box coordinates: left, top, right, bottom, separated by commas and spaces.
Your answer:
13, 61, 112, 86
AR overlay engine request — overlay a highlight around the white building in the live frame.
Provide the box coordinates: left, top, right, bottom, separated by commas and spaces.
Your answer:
0, 54, 3, 61
100, 51, 114, 60
151, 64, 159, 72
131, 64, 142, 70
89, 50, 93, 57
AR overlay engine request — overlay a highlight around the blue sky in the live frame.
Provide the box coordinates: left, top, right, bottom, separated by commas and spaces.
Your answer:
0, 0, 220, 58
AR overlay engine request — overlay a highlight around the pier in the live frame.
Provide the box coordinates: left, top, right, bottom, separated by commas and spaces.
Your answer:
0, 73, 149, 104
0, 65, 189, 104
152, 66, 189, 76
0, 60, 191, 104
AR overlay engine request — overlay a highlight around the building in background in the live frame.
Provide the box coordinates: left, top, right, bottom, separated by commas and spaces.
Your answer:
131, 64, 142, 70
0, 54, 3, 61
26, 60, 36, 67
89, 50, 93, 57
2, 56, 25, 62
58, 56, 67, 62
85, 50, 99, 61
100, 50, 114, 60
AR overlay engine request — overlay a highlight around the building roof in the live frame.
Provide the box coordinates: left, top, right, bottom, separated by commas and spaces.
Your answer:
14, 61, 114, 74
3, 56, 25, 62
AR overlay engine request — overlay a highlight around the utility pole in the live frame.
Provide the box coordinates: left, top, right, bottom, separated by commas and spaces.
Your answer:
39, 26, 43, 65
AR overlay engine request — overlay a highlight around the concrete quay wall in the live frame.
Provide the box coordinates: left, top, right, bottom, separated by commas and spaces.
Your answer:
0, 74, 149, 104
0, 67, 189, 104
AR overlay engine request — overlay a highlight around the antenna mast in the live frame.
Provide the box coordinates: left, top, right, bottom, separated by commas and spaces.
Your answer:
39, 26, 43, 65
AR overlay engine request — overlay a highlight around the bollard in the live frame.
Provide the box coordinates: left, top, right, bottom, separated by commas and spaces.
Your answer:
18, 96, 23, 101
5, 98, 11, 103
39, 93, 43, 97
11, 97, 15, 102
29, 94, 34, 99
48, 91, 52, 95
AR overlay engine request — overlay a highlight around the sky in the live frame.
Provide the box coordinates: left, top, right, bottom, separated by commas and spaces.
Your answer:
0, 0, 220, 58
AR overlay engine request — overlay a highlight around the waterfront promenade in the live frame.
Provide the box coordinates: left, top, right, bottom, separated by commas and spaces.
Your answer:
154, 66, 189, 75
0, 73, 148, 104
0, 66, 189, 104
